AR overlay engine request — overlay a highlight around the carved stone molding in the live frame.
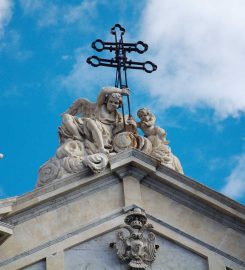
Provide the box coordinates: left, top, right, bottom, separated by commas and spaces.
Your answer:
0, 221, 14, 245
114, 165, 148, 182
110, 208, 159, 269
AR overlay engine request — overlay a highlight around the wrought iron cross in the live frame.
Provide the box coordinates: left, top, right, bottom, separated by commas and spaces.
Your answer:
87, 24, 157, 119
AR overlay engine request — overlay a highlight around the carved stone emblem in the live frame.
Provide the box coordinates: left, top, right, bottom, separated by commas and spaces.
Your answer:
110, 208, 159, 269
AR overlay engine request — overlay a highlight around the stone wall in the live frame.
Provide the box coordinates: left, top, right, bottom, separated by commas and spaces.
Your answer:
0, 151, 244, 270
22, 260, 45, 270
64, 231, 208, 270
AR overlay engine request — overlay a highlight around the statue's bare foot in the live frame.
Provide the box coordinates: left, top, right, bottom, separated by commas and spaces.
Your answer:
98, 147, 109, 155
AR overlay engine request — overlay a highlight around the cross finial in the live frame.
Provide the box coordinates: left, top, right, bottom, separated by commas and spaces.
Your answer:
87, 24, 157, 119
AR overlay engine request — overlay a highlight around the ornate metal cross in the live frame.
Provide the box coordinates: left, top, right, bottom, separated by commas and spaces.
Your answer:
87, 24, 157, 118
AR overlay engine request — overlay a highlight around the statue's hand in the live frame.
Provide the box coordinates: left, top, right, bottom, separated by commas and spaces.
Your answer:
126, 116, 137, 129
121, 88, 130, 96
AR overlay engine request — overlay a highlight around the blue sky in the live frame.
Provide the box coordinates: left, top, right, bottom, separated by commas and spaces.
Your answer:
0, 0, 245, 204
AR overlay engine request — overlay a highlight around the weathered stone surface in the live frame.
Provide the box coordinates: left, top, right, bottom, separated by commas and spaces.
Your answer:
152, 235, 208, 270
22, 260, 45, 270
141, 184, 245, 261
137, 107, 183, 173
0, 221, 13, 245
0, 182, 123, 261
0, 149, 244, 270
64, 230, 208, 270
112, 208, 158, 269
37, 87, 184, 187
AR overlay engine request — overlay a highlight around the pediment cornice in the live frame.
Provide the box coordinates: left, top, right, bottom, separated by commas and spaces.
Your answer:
0, 149, 244, 231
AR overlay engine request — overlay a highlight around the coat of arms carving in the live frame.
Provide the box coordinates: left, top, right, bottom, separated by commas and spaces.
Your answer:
110, 208, 159, 269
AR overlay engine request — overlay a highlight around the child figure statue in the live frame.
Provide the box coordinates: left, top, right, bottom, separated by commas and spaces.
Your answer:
137, 108, 183, 174
137, 108, 168, 145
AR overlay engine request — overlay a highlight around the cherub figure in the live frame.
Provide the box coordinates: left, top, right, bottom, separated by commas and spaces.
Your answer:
137, 108, 168, 144
137, 108, 183, 174
59, 87, 130, 154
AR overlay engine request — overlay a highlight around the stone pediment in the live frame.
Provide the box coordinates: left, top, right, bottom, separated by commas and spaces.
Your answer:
0, 221, 13, 245
0, 149, 244, 270
1, 150, 243, 225
64, 225, 208, 270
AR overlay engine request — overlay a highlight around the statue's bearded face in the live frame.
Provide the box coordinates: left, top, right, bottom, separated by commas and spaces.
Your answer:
106, 96, 121, 112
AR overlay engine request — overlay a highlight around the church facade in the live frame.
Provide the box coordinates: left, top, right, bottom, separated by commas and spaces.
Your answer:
0, 149, 244, 270
1, 21, 244, 269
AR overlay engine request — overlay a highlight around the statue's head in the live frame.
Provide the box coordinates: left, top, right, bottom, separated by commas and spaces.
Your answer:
105, 93, 123, 112
137, 108, 155, 122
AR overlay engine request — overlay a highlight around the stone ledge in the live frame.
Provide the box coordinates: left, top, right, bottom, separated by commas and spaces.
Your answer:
1, 149, 244, 229
157, 164, 245, 215
111, 150, 245, 222
2, 174, 121, 226
142, 177, 245, 234
0, 221, 14, 245
2, 168, 111, 217
1, 208, 244, 270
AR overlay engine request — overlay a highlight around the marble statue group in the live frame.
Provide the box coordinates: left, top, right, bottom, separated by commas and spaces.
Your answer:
37, 87, 183, 187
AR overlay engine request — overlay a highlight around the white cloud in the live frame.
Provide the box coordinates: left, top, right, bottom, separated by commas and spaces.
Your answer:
61, 55, 71, 61
19, 0, 58, 27
0, 0, 12, 38
0, 28, 18, 50
19, 0, 97, 29
221, 154, 245, 200
19, 0, 43, 14
0, 30, 33, 60
138, 0, 245, 118
37, 4, 58, 27
63, 0, 97, 24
